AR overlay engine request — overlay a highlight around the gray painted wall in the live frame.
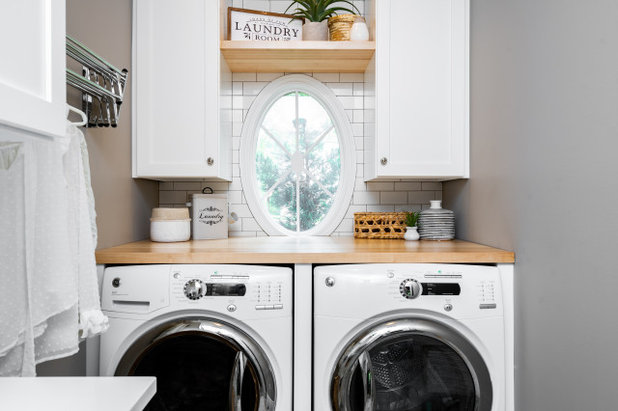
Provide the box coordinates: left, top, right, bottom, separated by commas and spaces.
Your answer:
37, 0, 158, 376
444, 1, 618, 409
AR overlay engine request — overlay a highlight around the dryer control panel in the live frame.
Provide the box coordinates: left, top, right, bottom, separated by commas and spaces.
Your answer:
314, 264, 504, 320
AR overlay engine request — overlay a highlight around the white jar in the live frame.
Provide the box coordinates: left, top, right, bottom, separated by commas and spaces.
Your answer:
150, 220, 191, 242
350, 17, 369, 41
150, 207, 191, 242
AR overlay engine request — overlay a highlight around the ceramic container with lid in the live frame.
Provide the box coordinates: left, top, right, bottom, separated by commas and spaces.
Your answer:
150, 207, 191, 242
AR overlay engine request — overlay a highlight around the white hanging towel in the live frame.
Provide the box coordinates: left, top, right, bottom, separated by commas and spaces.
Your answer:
0, 122, 108, 376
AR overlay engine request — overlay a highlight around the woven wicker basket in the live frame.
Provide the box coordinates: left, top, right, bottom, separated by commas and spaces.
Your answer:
328, 14, 356, 41
354, 212, 407, 239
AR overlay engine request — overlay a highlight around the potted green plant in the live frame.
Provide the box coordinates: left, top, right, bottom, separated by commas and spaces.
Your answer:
404, 212, 420, 241
285, 0, 360, 41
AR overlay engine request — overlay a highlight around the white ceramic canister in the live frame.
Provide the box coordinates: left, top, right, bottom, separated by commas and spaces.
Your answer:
150, 208, 191, 242
191, 188, 228, 239
350, 16, 369, 41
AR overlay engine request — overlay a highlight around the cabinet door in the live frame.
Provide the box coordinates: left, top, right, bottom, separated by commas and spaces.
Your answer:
133, 0, 230, 180
0, 1, 66, 138
373, 0, 468, 180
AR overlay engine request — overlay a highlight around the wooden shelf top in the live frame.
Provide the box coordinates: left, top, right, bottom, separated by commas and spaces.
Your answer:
220, 40, 375, 73
96, 237, 514, 265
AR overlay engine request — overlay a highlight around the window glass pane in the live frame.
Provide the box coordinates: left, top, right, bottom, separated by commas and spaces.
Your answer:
261, 92, 297, 153
266, 177, 297, 232
255, 90, 342, 233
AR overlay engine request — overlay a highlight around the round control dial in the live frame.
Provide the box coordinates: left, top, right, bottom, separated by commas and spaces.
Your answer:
184, 279, 206, 300
400, 279, 422, 299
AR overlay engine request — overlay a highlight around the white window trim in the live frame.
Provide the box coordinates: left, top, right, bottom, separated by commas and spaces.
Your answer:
240, 74, 356, 236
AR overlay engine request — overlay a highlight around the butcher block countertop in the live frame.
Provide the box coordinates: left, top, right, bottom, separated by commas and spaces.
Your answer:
96, 237, 514, 264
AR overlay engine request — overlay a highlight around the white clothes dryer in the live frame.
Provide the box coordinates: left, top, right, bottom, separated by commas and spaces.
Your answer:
100, 264, 292, 411
314, 264, 513, 411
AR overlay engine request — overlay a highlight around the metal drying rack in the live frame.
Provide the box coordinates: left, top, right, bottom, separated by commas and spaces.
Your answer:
66, 35, 128, 127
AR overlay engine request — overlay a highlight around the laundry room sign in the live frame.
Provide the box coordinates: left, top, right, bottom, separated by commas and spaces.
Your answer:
228, 8, 303, 41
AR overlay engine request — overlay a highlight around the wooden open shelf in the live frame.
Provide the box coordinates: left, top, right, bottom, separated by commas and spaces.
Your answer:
220, 40, 376, 73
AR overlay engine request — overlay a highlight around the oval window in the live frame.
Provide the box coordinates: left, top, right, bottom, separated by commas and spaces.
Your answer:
241, 75, 355, 236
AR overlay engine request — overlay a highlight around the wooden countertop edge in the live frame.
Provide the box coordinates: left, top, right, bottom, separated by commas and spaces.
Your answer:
96, 251, 514, 264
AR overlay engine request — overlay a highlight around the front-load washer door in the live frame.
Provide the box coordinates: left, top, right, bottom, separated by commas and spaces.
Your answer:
331, 319, 492, 411
114, 318, 276, 411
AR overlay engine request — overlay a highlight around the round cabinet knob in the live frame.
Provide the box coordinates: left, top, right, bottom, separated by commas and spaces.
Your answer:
380, 157, 388, 166
325, 277, 336, 287
400, 279, 422, 299
184, 279, 206, 300
206, 157, 214, 166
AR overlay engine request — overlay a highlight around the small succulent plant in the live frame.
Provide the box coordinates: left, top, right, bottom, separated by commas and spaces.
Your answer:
285, 0, 361, 22
406, 211, 420, 227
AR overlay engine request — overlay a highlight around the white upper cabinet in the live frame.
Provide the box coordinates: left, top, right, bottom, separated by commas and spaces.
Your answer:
0, 1, 66, 137
133, 0, 231, 180
365, 0, 469, 181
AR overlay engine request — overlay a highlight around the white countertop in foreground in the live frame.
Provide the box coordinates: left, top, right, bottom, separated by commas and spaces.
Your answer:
0, 377, 156, 411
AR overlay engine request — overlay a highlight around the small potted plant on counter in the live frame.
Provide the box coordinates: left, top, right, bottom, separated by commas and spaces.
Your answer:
404, 211, 421, 241
285, 0, 360, 41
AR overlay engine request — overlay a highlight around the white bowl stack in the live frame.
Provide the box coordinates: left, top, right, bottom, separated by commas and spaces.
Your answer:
418, 200, 455, 240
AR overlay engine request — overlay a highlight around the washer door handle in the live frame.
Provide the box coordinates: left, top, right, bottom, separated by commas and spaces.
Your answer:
358, 351, 375, 411
229, 350, 247, 410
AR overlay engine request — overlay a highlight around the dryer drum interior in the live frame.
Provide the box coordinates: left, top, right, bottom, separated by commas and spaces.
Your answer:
331, 319, 493, 411
114, 319, 277, 411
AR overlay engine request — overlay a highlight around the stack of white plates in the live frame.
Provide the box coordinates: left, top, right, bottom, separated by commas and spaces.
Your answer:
418, 200, 455, 240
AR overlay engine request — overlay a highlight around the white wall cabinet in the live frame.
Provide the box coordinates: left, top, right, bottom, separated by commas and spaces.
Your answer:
365, 0, 469, 181
0, 1, 66, 138
132, 0, 231, 180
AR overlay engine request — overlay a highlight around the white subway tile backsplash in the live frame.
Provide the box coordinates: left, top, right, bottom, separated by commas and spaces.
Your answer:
159, 71, 443, 236
229, 204, 254, 218
174, 181, 203, 191
366, 182, 394, 192
233, 82, 243, 96
159, 181, 174, 190
367, 205, 396, 212
422, 182, 442, 191
408, 191, 436, 204
232, 72, 257, 82
257, 72, 284, 81
395, 182, 422, 191
228, 190, 242, 204
159, 190, 188, 204
354, 191, 380, 205
242, 82, 269, 96
340, 73, 364, 82
242, 217, 261, 231
313, 72, 340, 82
380, 191, 407, 204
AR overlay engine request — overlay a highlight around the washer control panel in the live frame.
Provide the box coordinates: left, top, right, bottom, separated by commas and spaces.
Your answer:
170, 265, 291, 316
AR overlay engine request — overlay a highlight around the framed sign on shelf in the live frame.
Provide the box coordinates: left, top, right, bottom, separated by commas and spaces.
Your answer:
228, 8, 303, 41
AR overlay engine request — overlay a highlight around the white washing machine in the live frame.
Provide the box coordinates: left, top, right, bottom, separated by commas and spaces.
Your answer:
314, 264, 513, 411
100, 264, 292, 411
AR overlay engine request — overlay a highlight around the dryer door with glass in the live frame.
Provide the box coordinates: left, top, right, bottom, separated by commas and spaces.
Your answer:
115, 318, 276, 411
331, 318, 492, 411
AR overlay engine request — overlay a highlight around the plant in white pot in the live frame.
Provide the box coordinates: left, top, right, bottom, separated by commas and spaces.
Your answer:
404, 212, 421, 241
285, 0, 360, 41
